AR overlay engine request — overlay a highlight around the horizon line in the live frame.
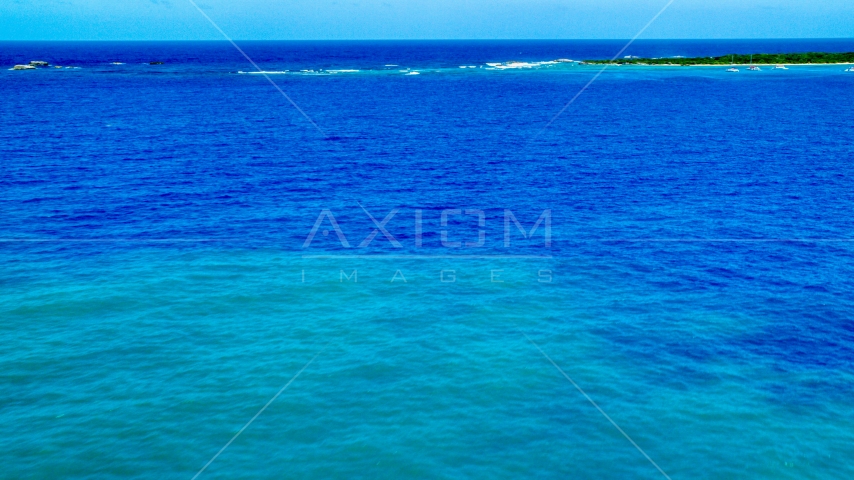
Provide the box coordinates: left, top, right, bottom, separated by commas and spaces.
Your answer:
3, 37, 854, 43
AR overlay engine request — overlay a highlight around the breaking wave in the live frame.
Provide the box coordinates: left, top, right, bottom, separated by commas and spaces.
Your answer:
234, 59, 581, 76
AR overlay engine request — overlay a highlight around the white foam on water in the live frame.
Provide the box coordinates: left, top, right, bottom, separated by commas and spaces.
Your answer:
485, 60, 563, 70
230, 58, 581, 78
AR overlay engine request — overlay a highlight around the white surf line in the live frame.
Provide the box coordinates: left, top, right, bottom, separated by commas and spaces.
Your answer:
191, 345, 328, 480
522, 333, 673, 480
536, 0, 676, 137
185, 0, 328, 138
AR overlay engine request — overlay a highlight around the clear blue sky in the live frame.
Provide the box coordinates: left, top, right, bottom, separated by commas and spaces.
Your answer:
1, 0, 852, 41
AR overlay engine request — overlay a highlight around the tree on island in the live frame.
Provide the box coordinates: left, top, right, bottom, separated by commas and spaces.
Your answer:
584, 52, 854, 66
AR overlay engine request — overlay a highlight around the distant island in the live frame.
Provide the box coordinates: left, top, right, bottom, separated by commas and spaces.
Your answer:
584, 52, 854, 66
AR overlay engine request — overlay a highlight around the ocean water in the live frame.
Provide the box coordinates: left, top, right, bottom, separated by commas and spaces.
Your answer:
2, 40, 854, 479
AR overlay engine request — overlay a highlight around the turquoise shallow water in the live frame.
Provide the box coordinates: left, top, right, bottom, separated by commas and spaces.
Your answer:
2, 40, 854, 478
3, 249, 853, 478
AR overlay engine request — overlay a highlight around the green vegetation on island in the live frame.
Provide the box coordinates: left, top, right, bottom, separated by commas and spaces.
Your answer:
584, 51, 854, 66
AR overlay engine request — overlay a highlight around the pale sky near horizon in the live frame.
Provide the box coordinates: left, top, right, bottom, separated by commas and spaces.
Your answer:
1, 0, 852, 41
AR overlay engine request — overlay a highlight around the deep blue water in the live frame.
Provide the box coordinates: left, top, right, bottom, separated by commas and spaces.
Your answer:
2, 40, 854, 479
